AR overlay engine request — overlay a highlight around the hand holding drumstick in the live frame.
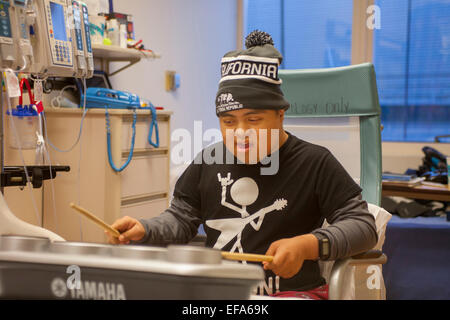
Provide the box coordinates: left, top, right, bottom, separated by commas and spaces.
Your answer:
107, 215, 146, 245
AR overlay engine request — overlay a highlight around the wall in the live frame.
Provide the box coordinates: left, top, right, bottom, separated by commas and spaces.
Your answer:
382, 142, 450, 174
1, 0, 236, 238
109, 0, 237, 164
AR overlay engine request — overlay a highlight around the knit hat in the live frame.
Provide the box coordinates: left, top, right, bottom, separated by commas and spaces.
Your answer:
215, 30, 290, 116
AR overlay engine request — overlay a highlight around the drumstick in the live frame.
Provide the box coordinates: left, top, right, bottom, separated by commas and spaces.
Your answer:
70, 202, 272, 261
69, 202, 121, 238
221, 251, 273, 263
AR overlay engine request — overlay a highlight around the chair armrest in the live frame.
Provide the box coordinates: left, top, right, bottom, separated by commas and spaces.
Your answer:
350, 250, 387, 265
328, 250, 387, 300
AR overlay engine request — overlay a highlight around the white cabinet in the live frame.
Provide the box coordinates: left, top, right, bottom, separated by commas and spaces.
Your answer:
42, 108, 172, 242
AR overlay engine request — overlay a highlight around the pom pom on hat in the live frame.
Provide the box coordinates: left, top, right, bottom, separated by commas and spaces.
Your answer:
245, 30, 274, 49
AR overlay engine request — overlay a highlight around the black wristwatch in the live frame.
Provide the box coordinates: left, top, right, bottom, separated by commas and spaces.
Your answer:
315, 234, 330, 260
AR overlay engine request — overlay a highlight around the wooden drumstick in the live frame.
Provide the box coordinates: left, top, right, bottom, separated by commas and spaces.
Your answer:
221, 251, 273, 263
69, 202, 121, 238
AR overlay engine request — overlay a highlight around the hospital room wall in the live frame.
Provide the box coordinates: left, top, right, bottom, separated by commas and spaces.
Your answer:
382, 142, 450, 174
109, 0, 237, 167
108, 1, 449, 176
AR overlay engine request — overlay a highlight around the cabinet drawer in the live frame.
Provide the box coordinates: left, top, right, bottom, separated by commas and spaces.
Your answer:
122, 118, 169, 151
121, 198, 169, 220
121, 155, 169, 198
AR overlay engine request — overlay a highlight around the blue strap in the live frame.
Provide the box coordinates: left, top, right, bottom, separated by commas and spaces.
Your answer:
106, 107, 137, 172
147, 104, 159, 148
105, 103, 159, 172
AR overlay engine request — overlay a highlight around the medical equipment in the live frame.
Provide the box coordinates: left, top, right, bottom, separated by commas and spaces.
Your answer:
84, 87, 140, 108
79, 1, 93, 78
0, 77, 65, 235
9, 0, 34, 71
28, 0, 74, 77
6, 105, 38, 149
69, 0, 86, 77
82, 87, 159, 172
50, 84, 79, 108
1, 74, 70, 192
0, 0, 32, 71
5, 77, 37, 149
1, 165, 69, 188
0, 1, 16, 69
69, 1, 93, 78
0, 0, 93, 77
0, 0, 89, 254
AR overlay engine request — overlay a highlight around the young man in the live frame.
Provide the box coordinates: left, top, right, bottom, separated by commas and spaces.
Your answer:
106, 31, 378, 298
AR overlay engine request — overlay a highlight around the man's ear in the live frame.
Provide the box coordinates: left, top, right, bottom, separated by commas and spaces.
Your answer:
279, 109, 285, 121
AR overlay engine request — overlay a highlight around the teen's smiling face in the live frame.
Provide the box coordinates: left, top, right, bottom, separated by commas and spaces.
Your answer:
219, 108, 287, 164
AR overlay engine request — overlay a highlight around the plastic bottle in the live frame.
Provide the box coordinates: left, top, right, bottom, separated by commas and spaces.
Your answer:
119, 24, 127, 48
106, 19, 119, 46
6, 105, 39, 149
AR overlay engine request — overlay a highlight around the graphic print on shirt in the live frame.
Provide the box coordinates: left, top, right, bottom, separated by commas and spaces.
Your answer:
205, 173, 288, 256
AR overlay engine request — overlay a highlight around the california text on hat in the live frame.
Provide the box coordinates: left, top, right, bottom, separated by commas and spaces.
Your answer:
215, 30, 290, 116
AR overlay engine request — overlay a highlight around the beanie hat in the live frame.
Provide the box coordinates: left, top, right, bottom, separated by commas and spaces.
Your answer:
215, 30, 290, 116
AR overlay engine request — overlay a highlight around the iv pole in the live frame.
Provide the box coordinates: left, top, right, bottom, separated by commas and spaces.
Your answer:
0, 72, 65, 241
0, 73, 70, 192
1, 73, 5, 194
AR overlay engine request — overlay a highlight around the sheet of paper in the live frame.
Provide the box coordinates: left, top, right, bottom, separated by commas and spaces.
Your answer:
4, 71, 21, 98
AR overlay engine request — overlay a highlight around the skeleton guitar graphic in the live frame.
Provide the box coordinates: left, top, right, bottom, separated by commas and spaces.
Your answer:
206, 173, 288, 256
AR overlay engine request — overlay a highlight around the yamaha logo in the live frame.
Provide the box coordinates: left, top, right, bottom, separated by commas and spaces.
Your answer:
50, 265, 127, 300
50, 277, 127, 300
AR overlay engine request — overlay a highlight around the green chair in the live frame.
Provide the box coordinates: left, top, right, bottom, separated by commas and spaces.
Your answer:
279, 62, 382, 206
280, 63, 389, 299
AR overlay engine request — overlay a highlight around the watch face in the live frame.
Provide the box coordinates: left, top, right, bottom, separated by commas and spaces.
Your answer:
323, 243, 329, 256
321, 239, 330, 259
